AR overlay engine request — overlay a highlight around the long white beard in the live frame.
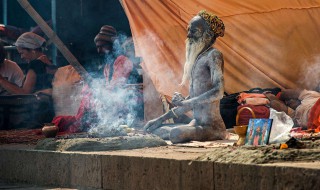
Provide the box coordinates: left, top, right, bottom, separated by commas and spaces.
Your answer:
180, 37, 206, 86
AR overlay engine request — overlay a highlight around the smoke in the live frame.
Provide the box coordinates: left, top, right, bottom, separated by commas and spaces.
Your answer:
112, 32, 129, 58
83, 32, 141, 137
299, 56, 320, 91
84, 30, 188, 137
135, 31, 185, 93
87, 79, 139, 137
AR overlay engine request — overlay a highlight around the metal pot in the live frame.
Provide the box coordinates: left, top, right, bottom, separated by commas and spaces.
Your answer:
42, 123, 59, 138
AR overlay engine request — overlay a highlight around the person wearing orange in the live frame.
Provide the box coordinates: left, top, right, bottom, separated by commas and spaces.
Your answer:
266, 85, 320, 131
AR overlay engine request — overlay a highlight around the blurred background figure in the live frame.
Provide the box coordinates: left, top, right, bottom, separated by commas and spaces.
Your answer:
0, 43, 25, 95
121, 37, 143, 84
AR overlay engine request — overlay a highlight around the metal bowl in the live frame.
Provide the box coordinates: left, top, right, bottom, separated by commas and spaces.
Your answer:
233, 125, 248, 146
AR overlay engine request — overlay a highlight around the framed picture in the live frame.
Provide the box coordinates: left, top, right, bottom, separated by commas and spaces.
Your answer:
245, 118, 273, 146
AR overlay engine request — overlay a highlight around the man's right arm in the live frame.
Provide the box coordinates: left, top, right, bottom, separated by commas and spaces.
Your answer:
143, 104, 192, 132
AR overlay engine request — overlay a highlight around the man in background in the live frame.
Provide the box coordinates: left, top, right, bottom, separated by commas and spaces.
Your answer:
94, 25, 133, 86
52, 25, 140, 133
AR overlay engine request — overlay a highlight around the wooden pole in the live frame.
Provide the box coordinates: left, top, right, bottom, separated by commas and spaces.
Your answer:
17, 0, 93, 84
3, 0, 8, 25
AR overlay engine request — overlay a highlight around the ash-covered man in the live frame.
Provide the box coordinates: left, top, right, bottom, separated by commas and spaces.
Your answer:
144, 10, 227, 143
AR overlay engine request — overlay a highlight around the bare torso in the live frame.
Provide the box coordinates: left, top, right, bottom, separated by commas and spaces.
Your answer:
189, 48, 225, 130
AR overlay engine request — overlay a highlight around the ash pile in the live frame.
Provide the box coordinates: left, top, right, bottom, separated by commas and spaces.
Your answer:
35, 127, 167, 152
36, 79, 167, 151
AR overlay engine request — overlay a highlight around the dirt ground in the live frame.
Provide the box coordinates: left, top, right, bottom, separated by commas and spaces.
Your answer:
28, 132, 320, 164
195, 139, 320, 164
1, 128, 319, 165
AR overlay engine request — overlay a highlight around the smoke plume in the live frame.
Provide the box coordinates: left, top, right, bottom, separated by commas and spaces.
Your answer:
299, 56, 320, 91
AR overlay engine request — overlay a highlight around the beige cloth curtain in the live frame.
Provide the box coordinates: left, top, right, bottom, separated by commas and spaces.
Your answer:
122, 0, 320, 97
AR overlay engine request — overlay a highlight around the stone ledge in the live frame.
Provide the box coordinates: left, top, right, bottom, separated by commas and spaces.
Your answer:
0, 148, 319, 190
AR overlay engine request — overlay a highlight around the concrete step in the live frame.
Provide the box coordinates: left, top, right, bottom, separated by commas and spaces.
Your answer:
0, 145, 319, 190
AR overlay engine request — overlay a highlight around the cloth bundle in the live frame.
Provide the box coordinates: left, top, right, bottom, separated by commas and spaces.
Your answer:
308, 98, 320, 132
237, 92, 270, 106
236, 92, 271, 125
236, 104, 270, 125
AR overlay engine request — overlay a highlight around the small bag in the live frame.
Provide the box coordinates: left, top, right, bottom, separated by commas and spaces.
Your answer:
220, 92, 240, 129
237, 104, 270, 126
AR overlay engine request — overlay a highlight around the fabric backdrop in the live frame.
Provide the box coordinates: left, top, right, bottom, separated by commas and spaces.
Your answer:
121, 0, 320, 97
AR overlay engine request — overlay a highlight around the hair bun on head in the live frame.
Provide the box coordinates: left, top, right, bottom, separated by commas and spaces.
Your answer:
197, 10, 225, 38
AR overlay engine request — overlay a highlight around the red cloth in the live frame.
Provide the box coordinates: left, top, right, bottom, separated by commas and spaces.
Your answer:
237, 104, 270, 126
52, 116, 78, 133
308, 98, 320, 131
52, 55, 133, 133
104, 55, 133, 86
276, 92, 282, 99
237, 92, 266, 104
52, 85, 96, 133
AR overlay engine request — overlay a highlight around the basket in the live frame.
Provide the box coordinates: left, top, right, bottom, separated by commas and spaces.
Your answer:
233, 107, 256, 146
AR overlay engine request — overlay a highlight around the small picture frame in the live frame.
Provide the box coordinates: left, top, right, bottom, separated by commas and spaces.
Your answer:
245, 118, 273, 146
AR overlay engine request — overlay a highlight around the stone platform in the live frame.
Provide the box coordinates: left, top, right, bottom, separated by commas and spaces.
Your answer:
0, 143, 320, 190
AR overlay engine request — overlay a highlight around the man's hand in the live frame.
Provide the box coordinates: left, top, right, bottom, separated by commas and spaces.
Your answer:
143, 118, 163, 132
172, 92, 185, 106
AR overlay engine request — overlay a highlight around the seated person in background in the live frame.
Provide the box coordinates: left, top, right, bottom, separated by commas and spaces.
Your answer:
94, 25, 134, 86
281, 87, 320, 130
0, 32, 55, 95
265, 84, 320, 130
0, 43, 25, 95
52, 25, 138, 133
